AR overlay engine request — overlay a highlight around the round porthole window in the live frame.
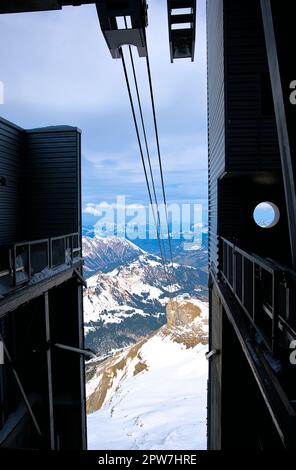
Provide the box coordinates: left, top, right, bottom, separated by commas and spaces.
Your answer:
253, 202, 280, 228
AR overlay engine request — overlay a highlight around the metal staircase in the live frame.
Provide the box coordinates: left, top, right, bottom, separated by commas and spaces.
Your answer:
167, 0, 196, 62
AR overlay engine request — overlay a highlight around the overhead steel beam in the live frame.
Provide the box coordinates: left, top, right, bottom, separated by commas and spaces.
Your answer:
0, 1, 94, 14
261, 0, 296, 268
96, 0, 148, 59
0, 1, 149, 60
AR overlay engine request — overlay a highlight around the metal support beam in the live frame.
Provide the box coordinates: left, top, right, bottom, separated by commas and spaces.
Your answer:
0, 333, 42, 438
73, 268, 87, 288
44, 292, 55, 450
261, 0, 296, 268
212, 271, 296, 448
77, 282, 87, 450
0, 340, 3, 365
0, 1, 61, 13
52, 342, 96, 358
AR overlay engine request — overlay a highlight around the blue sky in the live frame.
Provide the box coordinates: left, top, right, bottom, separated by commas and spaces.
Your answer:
0, 0, 207, 226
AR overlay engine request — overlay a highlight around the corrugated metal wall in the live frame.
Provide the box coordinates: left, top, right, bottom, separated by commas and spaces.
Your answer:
224, 0, 280, 172
0, 118, 24, 244
207, 0, 225, 273
207, 2, 225, 449
0, 118, 81, 245
25, 126, 81, 240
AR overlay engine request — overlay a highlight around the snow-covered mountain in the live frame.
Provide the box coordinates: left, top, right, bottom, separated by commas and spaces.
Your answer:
86, 297, 208, 450
83, 236, 142, 277
83, 237, 208, 355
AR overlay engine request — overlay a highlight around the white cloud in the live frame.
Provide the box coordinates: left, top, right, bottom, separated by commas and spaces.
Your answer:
83, 200, 145, 216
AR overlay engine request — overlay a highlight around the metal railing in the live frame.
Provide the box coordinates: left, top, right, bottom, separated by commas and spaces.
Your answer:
0, 233, 81, 289
220, 237, 296, 356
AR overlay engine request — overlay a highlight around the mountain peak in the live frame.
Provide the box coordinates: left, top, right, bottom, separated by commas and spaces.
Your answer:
166, 297, 201, 328
163, 296, 208, 348
82, 235, 143, 278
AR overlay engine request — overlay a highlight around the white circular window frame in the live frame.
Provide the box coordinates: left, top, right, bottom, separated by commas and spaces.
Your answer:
253, 201, 280, 229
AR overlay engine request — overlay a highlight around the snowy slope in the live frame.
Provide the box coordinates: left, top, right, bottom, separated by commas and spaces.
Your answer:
87, 297, 208, 450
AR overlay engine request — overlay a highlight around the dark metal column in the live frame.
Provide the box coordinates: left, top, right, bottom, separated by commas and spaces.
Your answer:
261, 0, 296, 268
77, 284, 87, 450
44, 292, 55, 450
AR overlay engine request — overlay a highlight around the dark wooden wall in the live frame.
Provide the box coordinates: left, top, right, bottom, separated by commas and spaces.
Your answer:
0, 118, 23, 244
0, 118, 81, 245
25, 126, 81, 240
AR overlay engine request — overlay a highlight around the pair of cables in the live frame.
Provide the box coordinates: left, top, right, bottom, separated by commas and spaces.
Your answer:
120, 19, 175, 291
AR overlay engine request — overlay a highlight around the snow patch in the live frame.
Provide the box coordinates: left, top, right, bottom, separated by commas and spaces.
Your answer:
87, 329, 208, 450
